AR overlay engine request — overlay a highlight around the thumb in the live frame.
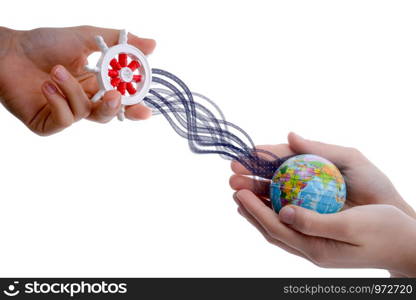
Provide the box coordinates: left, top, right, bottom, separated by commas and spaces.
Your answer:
279, 205, 352, 242
77, 26, 156, 55
287, 132, 362, 169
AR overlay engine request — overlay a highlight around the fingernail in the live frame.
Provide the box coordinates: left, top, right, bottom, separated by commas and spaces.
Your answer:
106, 97, 120, 109
292, 132, 307, 141
291, 132, 301, 139
233, 192, 241, 205
279, 206, 295, 224
54, 66, 69, 82
44, 82, 57, 94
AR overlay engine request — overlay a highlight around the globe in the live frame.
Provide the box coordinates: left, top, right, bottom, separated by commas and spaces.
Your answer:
270, 154, 346, 214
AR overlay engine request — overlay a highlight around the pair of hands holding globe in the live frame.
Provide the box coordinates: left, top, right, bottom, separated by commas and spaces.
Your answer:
230, 132, 416, 277
1, 26, 416, 277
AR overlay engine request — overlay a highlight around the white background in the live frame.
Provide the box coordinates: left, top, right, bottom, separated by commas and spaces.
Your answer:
0, 0, 415, 277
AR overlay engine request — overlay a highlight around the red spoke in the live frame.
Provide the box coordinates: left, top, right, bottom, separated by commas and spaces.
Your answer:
111, 77, 121, 87
119, 53, 127, 67
110, 58, 121, 71
117, 82, 127, 95
133, 75, 142, 82
128, 60, 140, 71
108, 70, 119, 78
126, 82, 136, 95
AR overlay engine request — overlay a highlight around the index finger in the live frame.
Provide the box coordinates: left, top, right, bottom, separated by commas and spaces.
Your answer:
79, 26, 156, 55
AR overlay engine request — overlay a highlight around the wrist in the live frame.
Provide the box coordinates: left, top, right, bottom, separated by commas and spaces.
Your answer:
393, 218, 416, 277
